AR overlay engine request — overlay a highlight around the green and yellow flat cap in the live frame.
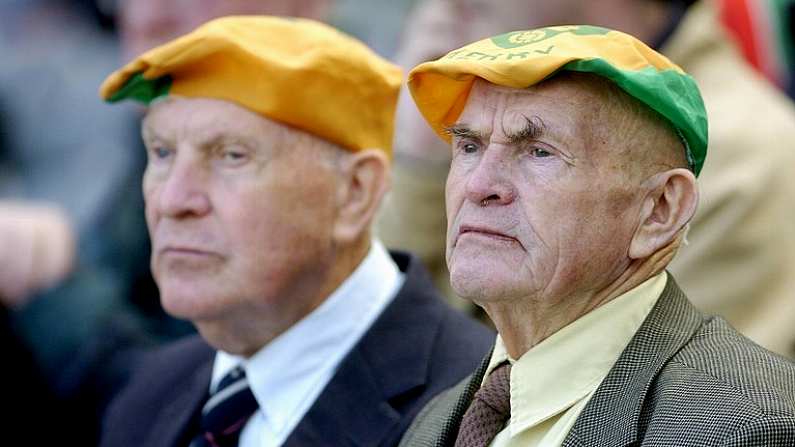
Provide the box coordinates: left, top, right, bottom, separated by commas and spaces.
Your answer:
100, 16, 403, 156
408, 25, 708, 175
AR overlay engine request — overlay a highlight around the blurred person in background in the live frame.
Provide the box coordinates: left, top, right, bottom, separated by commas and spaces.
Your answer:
0, 0, 162, 442
97, 16, 492, 447
718, 0, 795, 98
115, 0, 419, 61
0, 201, 75, 444
0, 202, 75, 308
116, 0, 332, 62
0, 0, 170, 396
378, 0, 795, 358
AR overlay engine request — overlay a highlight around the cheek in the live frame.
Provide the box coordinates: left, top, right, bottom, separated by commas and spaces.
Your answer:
142, 181, 160, 232
445, 172, 467, 234
547, 189, 635, 274
225, 178, 336, 258
604, 185, 637, 219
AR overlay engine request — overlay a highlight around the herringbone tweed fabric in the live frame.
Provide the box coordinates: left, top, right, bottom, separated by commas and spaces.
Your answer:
454, 362, 511, 447
399, 275, 795, 446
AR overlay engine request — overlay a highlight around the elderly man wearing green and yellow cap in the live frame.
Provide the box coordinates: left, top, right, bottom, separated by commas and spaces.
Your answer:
95, 16, 493, 447
399, 26, 795, 447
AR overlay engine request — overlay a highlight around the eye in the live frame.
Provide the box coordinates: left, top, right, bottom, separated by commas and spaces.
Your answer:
223, 149, 246, 161
530, 147, 552, 158
461, 141, 479, 154
150, 146, 173, 160
217, 144, 251, 166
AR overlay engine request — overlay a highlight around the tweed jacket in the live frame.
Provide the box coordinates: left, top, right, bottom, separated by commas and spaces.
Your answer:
399, 277, 795, 446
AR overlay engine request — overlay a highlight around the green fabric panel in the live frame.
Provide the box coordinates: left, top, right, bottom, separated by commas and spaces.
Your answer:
107, 72, 172, 104
561, 59, 708, 176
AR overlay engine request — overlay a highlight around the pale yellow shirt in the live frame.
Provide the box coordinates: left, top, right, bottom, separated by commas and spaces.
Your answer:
487, 272, 668, 447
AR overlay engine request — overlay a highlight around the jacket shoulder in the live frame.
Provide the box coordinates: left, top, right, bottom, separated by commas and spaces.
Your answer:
390, 250, 494, 381
282, 251, 493, 447
641, 317, 795, 443
398, 374, 474, 447
99, 335, 213, 446
667, 317, 795, 412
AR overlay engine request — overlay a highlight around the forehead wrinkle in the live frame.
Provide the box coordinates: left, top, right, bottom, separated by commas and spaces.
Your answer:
149, 97, 284, 147
529, 77, 624, 164
464, 79, 587, 156
557, 74, 686, 180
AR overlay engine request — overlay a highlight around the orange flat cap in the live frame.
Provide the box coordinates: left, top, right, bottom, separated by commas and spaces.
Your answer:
100, 16, 403, 155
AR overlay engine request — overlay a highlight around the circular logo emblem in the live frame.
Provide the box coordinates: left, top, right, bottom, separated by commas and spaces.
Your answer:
507, 30, 548, 46
491, 25, 610, 49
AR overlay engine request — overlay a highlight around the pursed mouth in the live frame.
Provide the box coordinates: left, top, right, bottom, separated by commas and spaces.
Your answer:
159, 246, 220, 258
457, 225, 519, 244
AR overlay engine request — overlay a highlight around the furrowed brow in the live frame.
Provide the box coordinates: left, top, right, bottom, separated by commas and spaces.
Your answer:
506, 116, 545, 145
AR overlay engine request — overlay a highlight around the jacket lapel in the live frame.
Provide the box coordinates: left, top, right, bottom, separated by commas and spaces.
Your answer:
437, 354, 491, 446
563, 275, 705, 447
396, 351, 490, 447
145, 355, 212, 447
283, 348, 404, 447
285, 253, 447, 447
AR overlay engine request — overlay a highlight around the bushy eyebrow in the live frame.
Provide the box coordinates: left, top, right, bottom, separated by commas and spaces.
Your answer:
505, 115, 545, 145
444, 116, 545, 144
443, 124, 485, 141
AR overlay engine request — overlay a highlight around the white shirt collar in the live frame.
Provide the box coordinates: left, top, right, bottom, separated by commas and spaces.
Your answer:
210, 240, 404, 446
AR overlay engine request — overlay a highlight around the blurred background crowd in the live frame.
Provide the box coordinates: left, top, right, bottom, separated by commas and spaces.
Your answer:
2, 0, 795, 443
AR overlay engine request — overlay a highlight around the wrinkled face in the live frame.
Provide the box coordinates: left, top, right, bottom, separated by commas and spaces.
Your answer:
445, 79, 644, 305
142, 97, 339, 324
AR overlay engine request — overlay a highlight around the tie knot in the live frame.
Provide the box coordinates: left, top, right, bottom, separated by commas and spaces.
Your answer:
477, 361, 512, 415
215, 366, 246, 394
191, 366, 259, 447
454, 361, 512, 447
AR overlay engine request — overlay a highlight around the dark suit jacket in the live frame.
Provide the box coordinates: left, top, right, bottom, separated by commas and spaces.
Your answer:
99, 251, 494, 447
399, 276, 795, 446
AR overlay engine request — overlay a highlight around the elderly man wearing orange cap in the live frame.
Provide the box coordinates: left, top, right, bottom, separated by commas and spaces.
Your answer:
399, 26, 795, 446
96, 16, 492, 447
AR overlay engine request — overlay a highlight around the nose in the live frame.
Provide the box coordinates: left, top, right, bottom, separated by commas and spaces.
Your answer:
464, 147, 517, 207
153, 154, 211, 219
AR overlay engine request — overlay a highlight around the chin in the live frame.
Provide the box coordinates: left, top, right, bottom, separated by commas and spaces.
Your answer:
450, 267, 494, 301
450, 263, 528, 303
159, 287, 226, 322
193, 322, 251, 355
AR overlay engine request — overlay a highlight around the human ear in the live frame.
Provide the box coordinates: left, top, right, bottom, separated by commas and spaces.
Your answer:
628, 168, 698, 260
332, 149, 390, 244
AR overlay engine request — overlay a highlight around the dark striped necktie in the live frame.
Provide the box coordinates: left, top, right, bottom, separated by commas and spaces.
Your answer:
191, 366, 259, 447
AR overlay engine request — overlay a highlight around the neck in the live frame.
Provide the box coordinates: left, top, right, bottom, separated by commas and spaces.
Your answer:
484, 236, 680, 359
200, 236, 373, 358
